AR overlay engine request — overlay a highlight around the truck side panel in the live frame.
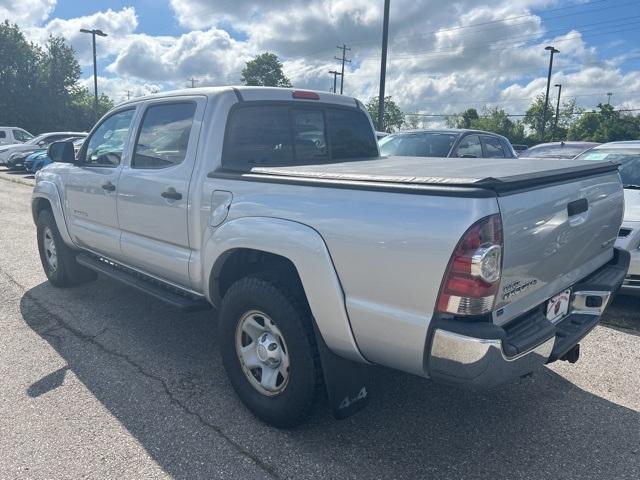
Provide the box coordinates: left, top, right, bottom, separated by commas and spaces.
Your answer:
199, 177, 499, 376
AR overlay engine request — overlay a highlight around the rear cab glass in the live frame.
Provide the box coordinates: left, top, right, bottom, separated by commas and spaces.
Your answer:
222, 103, 377, 170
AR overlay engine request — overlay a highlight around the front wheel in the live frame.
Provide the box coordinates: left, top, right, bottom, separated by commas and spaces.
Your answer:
36, 209, 96, 287
218, 276, 322, 428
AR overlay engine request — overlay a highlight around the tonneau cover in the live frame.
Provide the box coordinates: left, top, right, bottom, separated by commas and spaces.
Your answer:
243, 156, 619, 193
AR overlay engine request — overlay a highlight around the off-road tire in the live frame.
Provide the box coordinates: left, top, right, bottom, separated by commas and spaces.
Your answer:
36, 209, 97, 287
218, 275, 322, 428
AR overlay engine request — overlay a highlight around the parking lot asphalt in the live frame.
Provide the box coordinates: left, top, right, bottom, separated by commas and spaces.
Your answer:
0, 177, 639, 479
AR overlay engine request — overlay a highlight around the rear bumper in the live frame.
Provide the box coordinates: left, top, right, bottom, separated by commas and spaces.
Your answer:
426, 248, 630, 389
620, 251, 640, 295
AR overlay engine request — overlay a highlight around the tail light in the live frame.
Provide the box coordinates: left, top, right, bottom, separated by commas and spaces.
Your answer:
436, 214, 503, 316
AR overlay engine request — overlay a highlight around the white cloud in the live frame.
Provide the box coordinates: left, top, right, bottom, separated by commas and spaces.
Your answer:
79, 76, 163, 105
107, 28, 251, 84
5, 0, 640, 121
25, 7, 138, 66
0, 0, 56, 26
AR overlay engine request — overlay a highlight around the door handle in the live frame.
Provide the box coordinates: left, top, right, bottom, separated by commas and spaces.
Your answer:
161, 188, 182, 200
101, 182, 116, 192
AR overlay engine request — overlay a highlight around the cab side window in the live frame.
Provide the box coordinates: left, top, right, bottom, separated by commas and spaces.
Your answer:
456, 135, 482, 158
84, 109, 135, 167
132, 102, 196, 169
13, 130, 31, 142
482, 136, 506, 158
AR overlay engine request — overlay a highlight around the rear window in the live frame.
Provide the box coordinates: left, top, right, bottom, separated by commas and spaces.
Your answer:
222, 104, 377, 169
379, 133, 457, 157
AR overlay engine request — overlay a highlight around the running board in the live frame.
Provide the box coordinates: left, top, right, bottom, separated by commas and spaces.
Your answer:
76, 253, 211, 312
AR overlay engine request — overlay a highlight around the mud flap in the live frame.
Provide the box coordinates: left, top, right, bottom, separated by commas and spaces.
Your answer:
312, 321, 372, 419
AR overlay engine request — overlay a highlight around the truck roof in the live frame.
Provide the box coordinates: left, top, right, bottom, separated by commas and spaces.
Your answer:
117, 86, 361, 109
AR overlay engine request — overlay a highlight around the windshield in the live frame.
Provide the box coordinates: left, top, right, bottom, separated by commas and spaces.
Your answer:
525, 143, 594, 159
575, 147, 640, 188
26, 134, 48, 146
379, 133, 457, 157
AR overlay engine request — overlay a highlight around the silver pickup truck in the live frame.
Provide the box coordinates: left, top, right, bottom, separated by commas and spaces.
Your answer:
33, 87, 630, 427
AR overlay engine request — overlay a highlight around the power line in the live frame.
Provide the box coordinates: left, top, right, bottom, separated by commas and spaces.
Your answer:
334, 44, 351, 94
406, 108, 640, 118
358, 17, 640, 60
283, 0, 630, 58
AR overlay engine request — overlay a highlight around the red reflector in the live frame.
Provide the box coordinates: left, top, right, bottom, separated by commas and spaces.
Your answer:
292, 90, 320, 100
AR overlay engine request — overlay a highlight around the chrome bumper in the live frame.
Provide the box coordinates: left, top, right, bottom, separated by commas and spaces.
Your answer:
429, 329, 555, 388
426, 249, 629, 389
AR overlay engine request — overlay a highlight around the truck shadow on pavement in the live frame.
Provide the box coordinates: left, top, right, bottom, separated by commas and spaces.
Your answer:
20, 279, 640, 480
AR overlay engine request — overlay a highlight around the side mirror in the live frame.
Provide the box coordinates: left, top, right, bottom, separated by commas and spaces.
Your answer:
48, 141, 76, 163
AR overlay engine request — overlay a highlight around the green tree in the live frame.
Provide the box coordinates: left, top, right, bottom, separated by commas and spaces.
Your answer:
241, 52, 292, 87
446, 108, 479, 129
404, 113, 426, 130
0, 21, 113, 133
568, 103, 640, 142
445, 106, 527, 144
0, 21, 43, 130
366, 96, 404, 132
522, 93, 583, 142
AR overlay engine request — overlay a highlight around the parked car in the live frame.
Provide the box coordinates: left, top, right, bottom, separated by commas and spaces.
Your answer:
512, 144, 529, 154
521, 141, 599, 159
375, 131, 389, 140
0, 131, 86, 166
0, 127, 33, 145
378, 129, 517, 158
25, 137, 86, 173
574, 141, 640, 295
34, 87, 628, 427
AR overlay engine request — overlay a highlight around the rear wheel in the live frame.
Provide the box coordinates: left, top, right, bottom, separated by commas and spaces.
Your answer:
36, 209, 96, 287
218, 276, 321, 428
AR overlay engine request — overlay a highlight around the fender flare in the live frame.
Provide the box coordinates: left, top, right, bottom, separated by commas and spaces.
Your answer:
203, 216, 368, 364
32, 180, 75, 247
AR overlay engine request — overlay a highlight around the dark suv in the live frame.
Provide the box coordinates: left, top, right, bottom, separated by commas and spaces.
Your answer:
378, 128, 517, 159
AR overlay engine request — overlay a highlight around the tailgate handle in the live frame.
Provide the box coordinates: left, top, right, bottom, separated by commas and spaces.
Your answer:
567, 198, 588, 217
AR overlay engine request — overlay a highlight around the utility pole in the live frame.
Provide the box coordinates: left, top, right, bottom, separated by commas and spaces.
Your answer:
335, 44, 351, 94
378, 0, 391, 131
607, 92, 613, 104
125, 89, 132, 100
541, 45, 559, 141
79, 28, 108, 119
187, 78, 199, 88
552, 83, 562, 142
329, 70, 341, 94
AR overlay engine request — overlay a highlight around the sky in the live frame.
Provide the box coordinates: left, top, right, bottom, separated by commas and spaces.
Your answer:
2, 0, 640, 124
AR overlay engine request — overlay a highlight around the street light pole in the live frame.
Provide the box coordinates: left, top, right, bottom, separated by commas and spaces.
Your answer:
378, 0, 391, 132
552, 83, 562, 142
80, 28, 108, 119
541, 45, 559, 141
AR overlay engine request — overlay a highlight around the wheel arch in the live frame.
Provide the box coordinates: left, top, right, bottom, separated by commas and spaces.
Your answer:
32, 181, 75, 247
203, 217, 367, 363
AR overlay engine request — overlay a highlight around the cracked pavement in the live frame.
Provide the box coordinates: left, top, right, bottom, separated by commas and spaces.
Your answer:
0, 178, 639, 479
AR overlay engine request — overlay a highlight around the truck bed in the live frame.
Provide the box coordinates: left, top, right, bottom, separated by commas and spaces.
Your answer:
215, 156, 620, 195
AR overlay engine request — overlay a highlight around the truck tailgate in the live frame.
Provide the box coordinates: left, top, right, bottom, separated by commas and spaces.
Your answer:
494, 170, 624, 325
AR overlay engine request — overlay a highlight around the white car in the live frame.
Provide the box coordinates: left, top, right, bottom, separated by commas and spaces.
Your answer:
0, 127, 33, 146
0, 131, 85, 165
575, 141, 640, 295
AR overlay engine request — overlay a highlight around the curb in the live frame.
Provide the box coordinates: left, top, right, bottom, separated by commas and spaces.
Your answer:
0, 171, 35, 188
